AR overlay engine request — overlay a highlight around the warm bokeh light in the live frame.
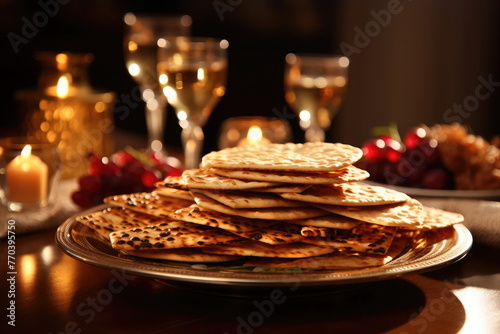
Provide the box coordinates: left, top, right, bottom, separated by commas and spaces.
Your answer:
157, 38, 167, 48
299, 110, 311, 122
127, 41, 138, 52
219, 39, 229, 49
314, 77, 327, 88
339, 56, 350, 67
197, 68, 205, 81
163, 86, 177, 101
334, 76, 347, 87
56, 75, 69, 98
123, 12, 136, 25
128, 63, 140, 76
247, 125, 263, 145
142, 88, 155, 101
20, 145, 31, 158
177, 110, 188, 121
159, 74, 168, 85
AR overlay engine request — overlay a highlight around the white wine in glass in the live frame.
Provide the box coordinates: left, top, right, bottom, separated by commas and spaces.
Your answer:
284, 53, 349, 142
158, 37, 228, 169
123, 13, 191, 154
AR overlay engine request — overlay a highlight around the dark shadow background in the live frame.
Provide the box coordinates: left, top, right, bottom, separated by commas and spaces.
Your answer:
0, 0, 499, 155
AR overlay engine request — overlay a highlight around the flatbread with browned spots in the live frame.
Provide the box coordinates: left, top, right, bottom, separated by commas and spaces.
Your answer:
121, 248, 243, 262
154, 187, 193, 201
109, 220, 242, 251
211, 165, 369, 184
104, 192, 192, 217
301, 223, 398, 254
192, 191, 327, 220
76, 207, 162, 240
403, 206, 464, 230
244, 230, 414, 269
167, 204, 305, 245
245, 184, 312, 193
201, 142, 363, 171
201, 241, 334, 258
182, 168, 279, 190
315, 198, 425, 228
280, 183, 410, 206
285, 214, 361, 230
299, 226, 335, 238
197, 189, 303, 209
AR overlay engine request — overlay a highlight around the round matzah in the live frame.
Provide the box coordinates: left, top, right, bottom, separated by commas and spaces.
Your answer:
201, 142, 363, 172
211, 165, 370, 184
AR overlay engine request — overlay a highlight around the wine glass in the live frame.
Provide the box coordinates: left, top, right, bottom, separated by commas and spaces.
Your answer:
157, 37, 228, 169
284, 53, 349, 142
123, 13, 192, 155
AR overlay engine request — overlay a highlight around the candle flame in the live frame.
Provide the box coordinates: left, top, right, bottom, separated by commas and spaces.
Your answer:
247, 126, 263, 145
21, 145, 32, 157
197, 68, 205, 81
56, 75, 70, 98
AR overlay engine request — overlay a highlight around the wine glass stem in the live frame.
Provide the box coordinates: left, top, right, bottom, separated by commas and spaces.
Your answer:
181, 124, 204, 169
305, 123, 325, 142
145, 98, 167, 153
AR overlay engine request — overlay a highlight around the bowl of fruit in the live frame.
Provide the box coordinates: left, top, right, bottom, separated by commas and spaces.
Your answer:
356, 123, 500, 199
71, 147, 183, 209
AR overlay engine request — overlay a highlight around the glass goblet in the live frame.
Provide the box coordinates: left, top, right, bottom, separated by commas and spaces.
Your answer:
158, 37, 228, 169
123, 13, 192, 154
284, 53, 349, 142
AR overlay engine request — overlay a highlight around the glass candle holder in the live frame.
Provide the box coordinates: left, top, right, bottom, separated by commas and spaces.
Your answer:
0, 137, 61, 212
218, 116, 292, 149
15, 52, 115, 179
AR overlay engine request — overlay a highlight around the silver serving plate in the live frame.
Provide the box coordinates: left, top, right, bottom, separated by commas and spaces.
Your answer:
56, 205, 473, 289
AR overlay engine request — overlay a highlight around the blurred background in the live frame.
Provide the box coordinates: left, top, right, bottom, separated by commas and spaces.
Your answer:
0, 0, 499, 155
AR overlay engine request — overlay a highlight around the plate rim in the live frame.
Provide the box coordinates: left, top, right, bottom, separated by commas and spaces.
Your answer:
56, 205, 473, 288
363, 181, 500, 199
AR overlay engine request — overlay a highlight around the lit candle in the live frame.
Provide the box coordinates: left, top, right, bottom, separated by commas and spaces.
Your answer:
6, 145, 49, 203
238, 125, 271, 146
45, 74, 78, 98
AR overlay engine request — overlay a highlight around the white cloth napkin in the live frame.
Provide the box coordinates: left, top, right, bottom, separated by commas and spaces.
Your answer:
0, 179, 79, 238
417, 197, 500, 248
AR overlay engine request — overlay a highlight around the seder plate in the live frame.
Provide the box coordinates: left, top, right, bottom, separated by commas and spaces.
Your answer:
56, 205, 473, 289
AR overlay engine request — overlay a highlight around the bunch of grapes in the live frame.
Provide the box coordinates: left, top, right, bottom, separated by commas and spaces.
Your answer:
72, 148, 183, 208
356, 126, 454, 189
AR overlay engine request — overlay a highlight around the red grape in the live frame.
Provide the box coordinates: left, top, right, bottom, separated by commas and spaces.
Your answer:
71, 190, 94, 208
384, 138, 403, 163
78, 175, 102, 193
378, 135, 393, 143
417, 139, 439, 165
404, 127, 427, 149
362, 139, 386, 162
421, 168, 448, 189
141, 170, 161, 188
112, 150, 136, 166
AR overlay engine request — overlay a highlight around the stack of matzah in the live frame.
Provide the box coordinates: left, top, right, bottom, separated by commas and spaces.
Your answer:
76, 142, 464, 269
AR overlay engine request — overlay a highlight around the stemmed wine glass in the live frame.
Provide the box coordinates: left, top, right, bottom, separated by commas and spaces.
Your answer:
284, 53, 349, 142
123, 13, 192, 155
157, 37, 228, 169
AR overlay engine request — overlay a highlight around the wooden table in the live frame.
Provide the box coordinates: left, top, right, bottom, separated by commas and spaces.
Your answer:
1, 227, 500, 334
